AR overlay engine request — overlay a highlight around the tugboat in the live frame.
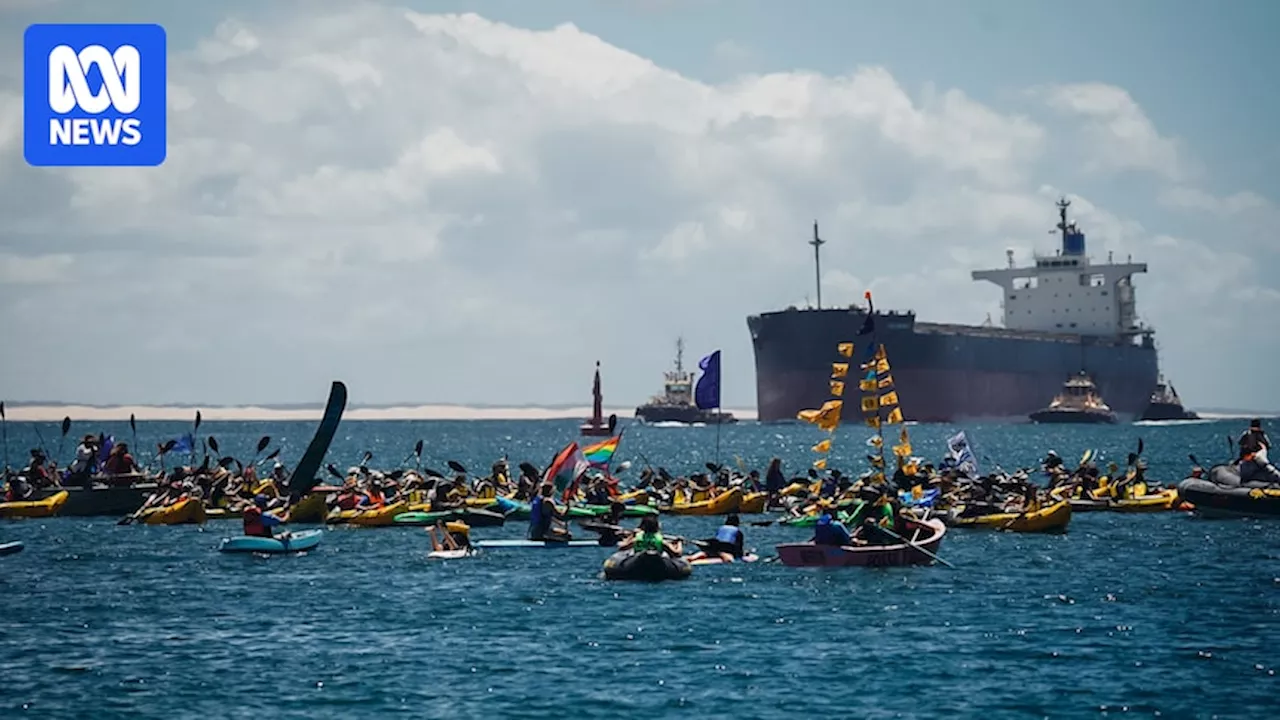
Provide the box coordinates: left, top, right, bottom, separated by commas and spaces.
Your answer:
1029, 371, 1118, 424
1138, 375, 1199, 421
634, 338, 737, 425
580, 361, 616, 437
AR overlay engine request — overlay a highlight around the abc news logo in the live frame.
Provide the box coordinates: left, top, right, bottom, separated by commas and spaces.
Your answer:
24, 24, 166, 167
48, 44, 143, 146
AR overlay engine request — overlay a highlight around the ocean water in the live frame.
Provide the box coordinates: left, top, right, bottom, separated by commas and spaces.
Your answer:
1, 418, 1277, 719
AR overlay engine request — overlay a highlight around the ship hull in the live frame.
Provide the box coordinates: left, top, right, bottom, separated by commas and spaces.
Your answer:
748, 309, 1158, 423
1029, 409, 1117, 424
1138, 402, 1199, 421
634, 406, 737, 424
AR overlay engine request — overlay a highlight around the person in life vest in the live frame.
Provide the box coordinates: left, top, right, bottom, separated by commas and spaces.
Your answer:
851, 490, 897, 545
242, 494, 285, 538
619, 515, 682, 557
690, 513, 744, 562
528, 482, 571, 542
1238, 419, 1280, 485
812, 500, 853, 546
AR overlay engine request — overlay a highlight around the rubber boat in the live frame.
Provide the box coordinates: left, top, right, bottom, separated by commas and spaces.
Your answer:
141, 498, 207, 525
219, 529, 324, 554
0, 541, 24, 556
327, 501, 408, 527
666, 487, 742, 516
738, 491, 767, 514
1177, 465, 1280, 518
602, 550, 693, 581
473, 538, 599, 548
776, 518, 947, 568
0, 490, 69, 519
950, 499, 1071, 533
688, 552, 759, 566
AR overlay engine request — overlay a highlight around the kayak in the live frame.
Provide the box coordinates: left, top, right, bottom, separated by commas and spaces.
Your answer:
579, 503, 658, 518
688, 552, 759, 566
666, 487, 742, 516
0, 490, 69, 519
473, 538, 599, 548
0, 541, 24, 556
603, 550, 693, 581
283, 491, 332, 524
393, 510, 456, 526
491, 497, 604, 519
776, 519, 946, 568
142, 498, 207, 525
615, 489, 650, 505
950, 500, 1072, 533
328, 501, 408, 527
1112, 488, 1180, 513
427, 548, 476, 559
219, 529, 324, 554
738, 492, 767, 514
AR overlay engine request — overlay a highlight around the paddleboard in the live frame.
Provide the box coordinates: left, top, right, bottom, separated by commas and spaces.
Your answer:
473, 539, 599, 548
0, 541, 25, 556
689, 553, 760, 566
427, 548, 475, 559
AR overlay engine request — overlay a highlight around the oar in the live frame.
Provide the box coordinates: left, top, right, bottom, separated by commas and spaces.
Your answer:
325, 463, 344, 480
208, 436, 220, 456
878, 524, 955, 568
190, 411, 202, 466
128, 413, 139, 473
118, 488, 164, 525
607, 413, 618, 435
57, 416, 71, 465
245, 435, 271, 467
400, 440, 424, 468
258, 448, 281, 467
0, 401, 8, 477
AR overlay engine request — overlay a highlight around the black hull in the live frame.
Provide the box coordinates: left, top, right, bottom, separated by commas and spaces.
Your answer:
634, 405, 737, 424
602, 550, 692, 581
1139, 402, 1199, 421
1029, 409, 1117, 425
1178, 477, 1280, 518
749, 308, 1158, 423
35, 484, 156, 516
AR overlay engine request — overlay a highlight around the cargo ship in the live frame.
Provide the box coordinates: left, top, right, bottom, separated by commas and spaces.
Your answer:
748, 199, 1160, 422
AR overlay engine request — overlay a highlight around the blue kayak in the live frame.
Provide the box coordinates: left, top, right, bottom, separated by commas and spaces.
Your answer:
219, 530, 323, 554
0, 541, 24, 556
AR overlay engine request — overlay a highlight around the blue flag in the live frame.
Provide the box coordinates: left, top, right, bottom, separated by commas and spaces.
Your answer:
695, 350, 721, 410
169, 433, 194, 456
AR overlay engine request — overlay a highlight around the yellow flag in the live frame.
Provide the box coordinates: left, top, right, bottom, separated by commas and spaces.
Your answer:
831, 363, 849, 378
878, 375, 894, 389
813, 458, 827, 470
861, 396, 878, 413
866, 435, 883, 447
812, 438, 832, 453
797, 399, 843, 431
880, 391, 899, 407
893, 442, 912, 458
876, 358, 890, 373
903, 460, 918, 476
830, 380, 845, 397
885, 407, 904, 424
859, 379, 877, 392
868, 454, 884, 468
899, 426, 910, 443
865, 415, 881, 428
837, 342, 854, 358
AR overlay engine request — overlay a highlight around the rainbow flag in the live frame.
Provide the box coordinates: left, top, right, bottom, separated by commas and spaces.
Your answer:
582, 435, 620, 466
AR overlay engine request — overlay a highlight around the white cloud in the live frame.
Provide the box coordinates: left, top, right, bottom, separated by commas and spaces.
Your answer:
1041, 82, 1183, 180
0, 7, 1274, 410
1159, 186, 1270, 215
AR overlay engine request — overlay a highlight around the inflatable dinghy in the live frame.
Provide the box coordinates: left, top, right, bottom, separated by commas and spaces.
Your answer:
602, 550, 693, 581
1177, 464, 1280, 518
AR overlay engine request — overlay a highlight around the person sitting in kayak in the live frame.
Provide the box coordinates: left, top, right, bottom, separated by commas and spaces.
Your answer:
103, 443, 139, 476
584, 475, 611, 506
812, 501, 853, 546
5, 473, 35, 502
689, 513, 745, 562
22, 449, 56, 488
243, 494, 285, 538
528, 483, 572, 542
428, 520, 472, 553
619, 515, 682, 557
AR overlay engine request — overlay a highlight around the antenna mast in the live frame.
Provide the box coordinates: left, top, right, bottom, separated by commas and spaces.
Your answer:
675, 337, 684, 373
811, 221, 825, 309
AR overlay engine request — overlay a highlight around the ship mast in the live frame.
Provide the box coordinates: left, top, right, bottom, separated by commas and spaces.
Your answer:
675, 337, 684, 374
811, 221, 825, 309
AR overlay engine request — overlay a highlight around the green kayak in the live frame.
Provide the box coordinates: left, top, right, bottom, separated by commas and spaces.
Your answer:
579, 504, 658, 517
393, 510, 455, 526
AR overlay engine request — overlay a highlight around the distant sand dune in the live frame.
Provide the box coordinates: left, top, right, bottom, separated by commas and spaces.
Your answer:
2, 404, 759, 423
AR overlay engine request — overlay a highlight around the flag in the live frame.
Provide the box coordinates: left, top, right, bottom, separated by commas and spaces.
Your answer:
865, 415, 880, 428
866, 435, 883, 447
168, 434, 194, 456
831, 363, 849, 378
798, 400, 843, 431
813, 458, 827, 470
837, 342, 854, 357
812, 438, 831, 453
885, 407, 904, 424
876, 358, 890, 373
694, 350, 721, 409
878, 375, 894, 389
947, 431, 979, 477
544, 442, 589, 501
581, 436, 620, 466
893, 443, 912, 458
859, 378, 877, 392
861, 396, 878, 413
830, 380, 845, 396
879, 391, 899, 407
859, 292, 875, 335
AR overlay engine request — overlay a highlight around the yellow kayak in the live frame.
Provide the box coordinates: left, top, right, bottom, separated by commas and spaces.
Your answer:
615, 489, 650, 505
142, 498, 207, 525
327, 501, 408, 527
205, 507, 243, 521
952, 499, 1072, 533
738, 491, 767, 514
0, 490, 69, 519
1112, 488, 1180, 512
667, 487, 742, 516
284, 492, 330, 523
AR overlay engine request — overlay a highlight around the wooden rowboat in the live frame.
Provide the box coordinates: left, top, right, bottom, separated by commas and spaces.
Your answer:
776, 518, 946, 568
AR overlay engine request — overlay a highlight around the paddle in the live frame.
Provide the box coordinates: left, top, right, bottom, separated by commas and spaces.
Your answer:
118, 486, 166, 525
57, 416, 71, 465
607, 413, 618, 435
400, 440, 424, 468
0, 401, 8, 477
190, 411, 202, 466
326, 464, 344, 480
128, 413, 138, 473
878, 524, 955, 568
208, 436, 220, 455
447, 460, 467, 475
154, 439, 177, 473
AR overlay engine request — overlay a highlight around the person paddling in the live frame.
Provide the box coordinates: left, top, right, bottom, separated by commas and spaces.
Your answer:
619, 515, 682, 557
428, 520, 472, 554
812, 501, 853, 546
242, 494, 285, 539
528, 483, 572, 542
693, 513, 745, 562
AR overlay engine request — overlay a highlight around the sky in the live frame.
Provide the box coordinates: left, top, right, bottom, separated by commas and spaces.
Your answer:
0, 0, 1277, 411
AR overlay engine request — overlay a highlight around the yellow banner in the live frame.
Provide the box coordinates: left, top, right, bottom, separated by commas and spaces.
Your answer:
861, 396, 878, 413
831, 363, 849, 378
885, 407, 904, 424
865, 415, 880, 428
878, 375, 894, 389
830, 380, 845, 397
813, 458, 827, 470
876, 358, 890, 373
812, 438, 832, 453
893, 442, 912, 458
880, 391, 899, 407
837, 342, 854, 358
859, 379, 876, 392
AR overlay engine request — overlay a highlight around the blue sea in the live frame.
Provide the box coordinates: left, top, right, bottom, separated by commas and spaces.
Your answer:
1, 418, 1277, 719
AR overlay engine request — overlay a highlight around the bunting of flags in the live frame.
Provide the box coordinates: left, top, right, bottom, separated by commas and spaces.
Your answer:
857, 290, 911, 484
795, 336, 862, 470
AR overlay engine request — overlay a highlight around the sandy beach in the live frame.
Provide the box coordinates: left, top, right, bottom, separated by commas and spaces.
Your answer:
0, 404, 760, 423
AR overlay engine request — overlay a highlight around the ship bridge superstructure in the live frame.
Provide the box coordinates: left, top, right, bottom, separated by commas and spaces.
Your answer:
972, 198, 1150, 339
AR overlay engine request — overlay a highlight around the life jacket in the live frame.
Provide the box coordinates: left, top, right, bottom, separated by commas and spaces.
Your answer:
633, 531, 664, 553
528, 496, 549, 537
365, 489, 385, 507
714, 525, 742, 545
243, 505, 269, 537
